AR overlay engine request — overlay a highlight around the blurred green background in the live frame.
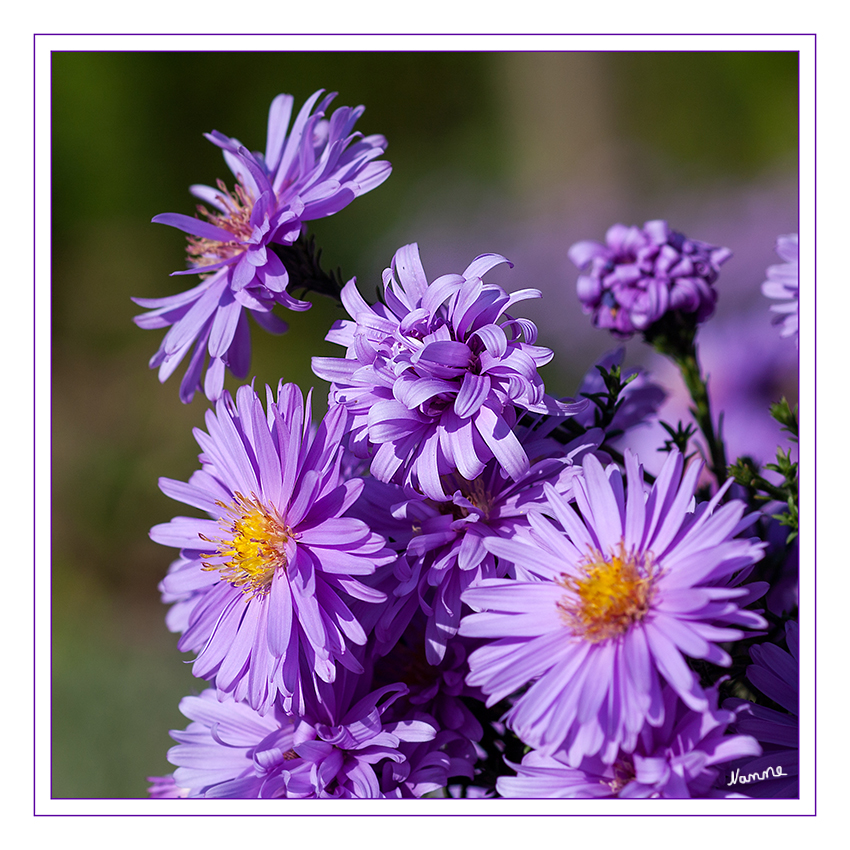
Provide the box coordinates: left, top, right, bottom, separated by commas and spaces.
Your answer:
51, 50, 798, 797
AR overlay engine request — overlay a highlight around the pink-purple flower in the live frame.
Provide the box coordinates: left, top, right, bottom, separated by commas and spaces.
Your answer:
134, 90, 391, 403
569, 220, 732, 338
311, 242, 587, 501
497, 683, 761, 798
460, 448, 767, 765
150, 382, 394, 715
761, 233, 799, 346
368, 621, 484, 795
160, 685, 437, 798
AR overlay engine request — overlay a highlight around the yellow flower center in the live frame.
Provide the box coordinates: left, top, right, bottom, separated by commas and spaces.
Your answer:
201, 492, 291, 599
558, 542, 654, 643
187, 179, 256, 267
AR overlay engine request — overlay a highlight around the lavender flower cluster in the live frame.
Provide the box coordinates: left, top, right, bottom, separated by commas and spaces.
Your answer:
138, 89, 800, 800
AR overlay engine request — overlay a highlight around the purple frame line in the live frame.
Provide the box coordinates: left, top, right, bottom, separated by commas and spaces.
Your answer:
811, 32, 817, 818
33, 32, 816, 36
35, 34, 814, 816
32, 31, 38, 821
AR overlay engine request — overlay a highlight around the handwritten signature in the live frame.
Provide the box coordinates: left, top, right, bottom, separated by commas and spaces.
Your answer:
727, 765, 788, 786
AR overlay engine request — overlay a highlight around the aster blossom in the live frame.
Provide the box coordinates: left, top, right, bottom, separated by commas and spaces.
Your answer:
569, 220, 731, 338
761, 233, 799, 346
312, 242, 587, 501
134, 90, 391, 403
497, 683, 761, 798
150, 382, 394, 715
460, 448, 767, 765
159, 685, 437, 799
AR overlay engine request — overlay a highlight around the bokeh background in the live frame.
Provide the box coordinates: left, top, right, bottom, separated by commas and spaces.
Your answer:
51, 50, 799, 797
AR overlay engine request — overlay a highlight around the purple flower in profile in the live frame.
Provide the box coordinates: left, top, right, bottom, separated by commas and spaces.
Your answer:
497, 684, 761, 798
312, 242, 587, 501
569, 220, 732, 338
761, 233, 799, 346
150, 382, 393, 715
380, 731, 476, 798
460, 448, 767, 765
162, 686, 437, 799
724, 620, 799, 798
134, 90, 391, 403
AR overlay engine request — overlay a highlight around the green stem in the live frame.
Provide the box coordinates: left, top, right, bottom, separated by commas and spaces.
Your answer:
670, 343, 728, 486
644, 313, 729, 487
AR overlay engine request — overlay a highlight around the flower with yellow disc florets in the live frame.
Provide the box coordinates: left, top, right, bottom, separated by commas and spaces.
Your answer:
150, 382, 394, 716
460, 448, 767, 765
134, 89, 391, 404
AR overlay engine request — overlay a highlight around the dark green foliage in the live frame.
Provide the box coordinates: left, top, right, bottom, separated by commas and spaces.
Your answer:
729, 398, 799, 543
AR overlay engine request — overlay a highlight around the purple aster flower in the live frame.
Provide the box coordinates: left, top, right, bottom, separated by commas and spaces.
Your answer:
447, 783, 495, 798
134, 90, 391, 403
164, 685, 436, 799
380, 425, 601, 663
311, 242, 587, 501
761, 233, 799, 346
460, 448, 767, 765
150, 382, 393, 715
569, 220, 732, 338
497, 683, 761, 798
724, 620, 799, 797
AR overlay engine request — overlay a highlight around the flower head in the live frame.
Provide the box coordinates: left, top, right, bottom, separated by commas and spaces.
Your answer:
569, 220, 731, 338
460, 449, 767, 764
134, 90, 391, 403
312, 243, 587, 501
163, 685, 437, 799
761, 233, 799, 346
151, 382, 393, 715
497, 684, 761, 798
